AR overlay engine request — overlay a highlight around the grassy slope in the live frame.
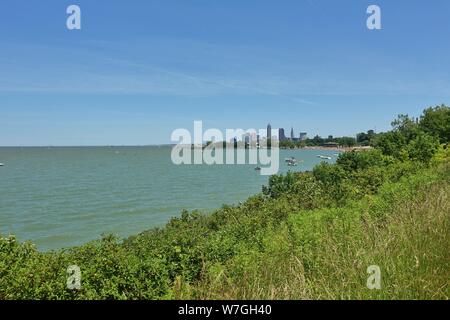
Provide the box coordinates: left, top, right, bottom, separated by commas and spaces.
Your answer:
192, 164, 450, 300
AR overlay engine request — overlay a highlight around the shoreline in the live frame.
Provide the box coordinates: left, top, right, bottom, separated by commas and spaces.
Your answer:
283, 146, 373, 152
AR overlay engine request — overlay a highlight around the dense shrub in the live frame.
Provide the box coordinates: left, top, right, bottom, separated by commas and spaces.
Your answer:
419, 105, 450, 143
407, 132, 440, 164
335, 149, 390, 171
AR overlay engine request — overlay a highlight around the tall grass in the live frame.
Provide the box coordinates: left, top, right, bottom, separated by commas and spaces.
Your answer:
193, 165, 450, 300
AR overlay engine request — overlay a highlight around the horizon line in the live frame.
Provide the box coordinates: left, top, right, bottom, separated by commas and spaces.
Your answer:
0, 144, 177, 148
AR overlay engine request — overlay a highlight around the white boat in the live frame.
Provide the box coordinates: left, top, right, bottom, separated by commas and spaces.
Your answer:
0, 163, 4, 166
286, 157, 300, 166
317, 155, 332, 160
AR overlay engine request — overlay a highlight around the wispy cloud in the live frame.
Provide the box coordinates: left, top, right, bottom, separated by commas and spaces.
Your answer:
1, 38, 449, 101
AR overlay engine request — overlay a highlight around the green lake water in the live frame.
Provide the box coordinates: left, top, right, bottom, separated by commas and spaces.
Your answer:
0, 146, 338, 251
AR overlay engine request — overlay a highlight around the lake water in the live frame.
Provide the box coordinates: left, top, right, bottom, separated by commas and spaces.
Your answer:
0, 146, 338, 251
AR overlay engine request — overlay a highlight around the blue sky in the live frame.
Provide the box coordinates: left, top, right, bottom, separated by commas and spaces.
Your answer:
0, 0, 449, 146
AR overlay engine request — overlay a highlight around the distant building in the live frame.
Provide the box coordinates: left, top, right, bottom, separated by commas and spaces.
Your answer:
290, 127, 295, 140
328, 135, 333, 140
279, 128, 287, 141
244, 134, 251, 144
267, 124, 272, 140
299, 132, 308, 141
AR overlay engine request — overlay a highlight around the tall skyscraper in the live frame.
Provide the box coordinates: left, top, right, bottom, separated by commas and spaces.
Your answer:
290, 127, 295, 140
279, 128, 286, 141
267, 123, 272, 140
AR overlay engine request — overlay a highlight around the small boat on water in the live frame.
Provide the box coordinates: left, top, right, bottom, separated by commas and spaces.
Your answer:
317, 155, 332, 160
0, 163, 4, 167
285, 156, 304, 167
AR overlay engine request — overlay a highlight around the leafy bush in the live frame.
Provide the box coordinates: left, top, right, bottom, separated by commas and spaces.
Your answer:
336, 149, 390, 172
407, 132, 440, 164
419, 105, 450, 143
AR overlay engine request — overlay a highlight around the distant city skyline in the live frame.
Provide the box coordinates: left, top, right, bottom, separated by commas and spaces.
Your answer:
1, 1, 449, 146
233, 121, 376, 144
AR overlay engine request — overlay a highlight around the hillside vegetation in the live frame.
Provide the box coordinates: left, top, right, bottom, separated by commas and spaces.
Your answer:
1, 105, 449, 300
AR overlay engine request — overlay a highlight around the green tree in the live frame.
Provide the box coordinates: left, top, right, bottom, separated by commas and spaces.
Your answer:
336, 149, 387, 172
312, 135, 324, 146
337, 137, 357, 147
419, 105, 450, 143
391, 114, 420, 141
373, 131, 407, 159
407, 132, 440, 164
357, 130, 377, 146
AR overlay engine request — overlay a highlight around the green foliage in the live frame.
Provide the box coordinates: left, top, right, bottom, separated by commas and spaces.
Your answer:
432, 144, 450, 165
263, 171, 300, 198
312, 162, 349, 202
391, 114, 420, 139
373, 106, 449, 164
407, 132, 440, 164
263, 171, 329, 209
336, 149, 389, 171
279, 139, 305, 149
195, 164, 450, 300
310, 150, 408, 204
357, 130, 376, 146
337, 136, 357, 147
280, 134, 357, 149
419, 105, 450, 143
374, 131, 407, 159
